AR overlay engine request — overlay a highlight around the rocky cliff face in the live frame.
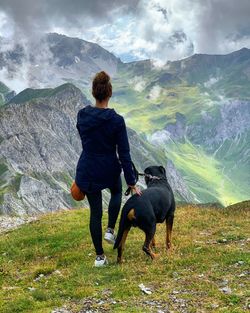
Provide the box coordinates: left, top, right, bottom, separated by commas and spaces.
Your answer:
166, 160, 197, 203
165, 112, 186, 142
152, 100, 250, 151
0, 84, 191, 215
187, 100, 250, 151
0, 84, 87, 215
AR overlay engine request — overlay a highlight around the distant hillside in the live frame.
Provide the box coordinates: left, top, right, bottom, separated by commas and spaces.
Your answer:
226, 200, 250, 210
110, 48, 250, 205
168, 48, 250, 96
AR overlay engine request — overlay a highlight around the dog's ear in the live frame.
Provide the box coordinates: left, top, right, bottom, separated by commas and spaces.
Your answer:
158, 166, 166, 175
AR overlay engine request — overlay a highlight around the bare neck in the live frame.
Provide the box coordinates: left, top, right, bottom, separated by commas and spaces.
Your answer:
95, 99, 109, 109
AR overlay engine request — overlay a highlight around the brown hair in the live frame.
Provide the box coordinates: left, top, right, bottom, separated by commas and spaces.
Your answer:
92, 71, 112, 102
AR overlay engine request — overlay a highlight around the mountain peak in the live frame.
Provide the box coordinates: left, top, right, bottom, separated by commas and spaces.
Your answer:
8, 83, 81, 105
238, 47, 249, 52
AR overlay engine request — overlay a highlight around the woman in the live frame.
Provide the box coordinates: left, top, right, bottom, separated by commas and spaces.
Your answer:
75, 71, 141, 267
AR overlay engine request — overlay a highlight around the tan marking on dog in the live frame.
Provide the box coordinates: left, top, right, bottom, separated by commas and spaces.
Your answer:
150, 236, 156, 248
150, 252, 159, 259
127, 208, 135, 221
117, 228, 130, 264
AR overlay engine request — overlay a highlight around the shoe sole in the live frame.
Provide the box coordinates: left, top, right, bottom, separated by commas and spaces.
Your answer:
94, 262, 108, 267
94, 260, 108, 267
104, 234, 115, 245
104, 232, 116, 244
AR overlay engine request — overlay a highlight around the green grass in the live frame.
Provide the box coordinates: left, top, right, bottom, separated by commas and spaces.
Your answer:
165, 140, 248, 206
7, 83, 77, 104
111, 79, 214, 134
0, 94, 4, 106
111, 58, 236, 135
0, 161, 21, 206
0, 204, 249, 312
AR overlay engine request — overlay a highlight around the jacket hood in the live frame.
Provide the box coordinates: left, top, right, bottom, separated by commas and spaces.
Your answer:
77, 104, 116, 133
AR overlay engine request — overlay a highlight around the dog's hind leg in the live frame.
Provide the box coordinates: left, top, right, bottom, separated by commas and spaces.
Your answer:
117, 226, 131, 264
142, 225, 158, 259
166, 215, 174, 250
150, 235, 156, 249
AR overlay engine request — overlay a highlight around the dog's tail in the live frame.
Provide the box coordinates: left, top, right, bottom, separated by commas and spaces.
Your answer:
114, 201, 134, 249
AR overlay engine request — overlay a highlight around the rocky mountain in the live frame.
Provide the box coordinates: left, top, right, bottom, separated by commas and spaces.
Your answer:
0, 33, 121, 93
117, 47, 250, 98
0, 84, 194, 215
0, 33, 249, 210
0, 84, 85, 215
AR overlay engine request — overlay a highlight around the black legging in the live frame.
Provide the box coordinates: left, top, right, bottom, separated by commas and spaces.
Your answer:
86, 176, 122, 255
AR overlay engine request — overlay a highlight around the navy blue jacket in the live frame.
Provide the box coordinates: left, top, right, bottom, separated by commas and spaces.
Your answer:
75, 104, 136, 193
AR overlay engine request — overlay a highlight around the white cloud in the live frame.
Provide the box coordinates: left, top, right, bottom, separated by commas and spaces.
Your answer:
148, 129, 172, 145
128, 76, 147, 92
204, 76, 221, 88
0, 36, 58, 92
0, 67, 28, 93
148, 85, 162, 100
78, 0, 250, 63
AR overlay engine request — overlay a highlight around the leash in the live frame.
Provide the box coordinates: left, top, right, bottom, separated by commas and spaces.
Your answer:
124, 162, 162, 196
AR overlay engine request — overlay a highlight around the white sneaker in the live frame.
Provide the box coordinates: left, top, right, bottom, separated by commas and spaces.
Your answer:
94, 255, 108, 267
104, 228, 116, 244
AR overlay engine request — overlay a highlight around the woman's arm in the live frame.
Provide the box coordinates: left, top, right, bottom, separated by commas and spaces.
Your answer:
116, 117, 137, 186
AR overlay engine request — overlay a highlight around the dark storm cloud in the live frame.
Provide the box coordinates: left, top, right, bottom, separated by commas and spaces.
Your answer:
0, 0, 140, 36
192, 0, 250, 53
0, 0, 249, 62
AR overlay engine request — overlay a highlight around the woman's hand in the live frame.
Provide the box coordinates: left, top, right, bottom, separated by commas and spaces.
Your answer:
128, 185, 142, 196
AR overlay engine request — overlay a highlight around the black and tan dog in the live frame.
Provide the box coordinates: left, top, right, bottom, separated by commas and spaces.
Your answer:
114, 165, 176, 263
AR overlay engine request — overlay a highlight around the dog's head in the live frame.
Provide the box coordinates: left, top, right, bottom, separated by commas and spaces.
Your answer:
144, 165, 166, 185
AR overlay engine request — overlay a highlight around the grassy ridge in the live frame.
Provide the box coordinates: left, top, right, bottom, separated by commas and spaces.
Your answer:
6, 83, 76, 105
0, 204, 249, 312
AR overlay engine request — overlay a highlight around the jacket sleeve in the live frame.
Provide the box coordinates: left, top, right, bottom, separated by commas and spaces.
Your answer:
116, 117, 136, 186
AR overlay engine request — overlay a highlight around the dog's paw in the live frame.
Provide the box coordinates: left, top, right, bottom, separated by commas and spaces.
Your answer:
117, 257, 124, 264
151, 252, 160, 260
166, 242, 171, 250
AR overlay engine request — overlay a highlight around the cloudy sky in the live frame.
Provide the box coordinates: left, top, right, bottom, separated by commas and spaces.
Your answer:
0, 0, 250, 63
